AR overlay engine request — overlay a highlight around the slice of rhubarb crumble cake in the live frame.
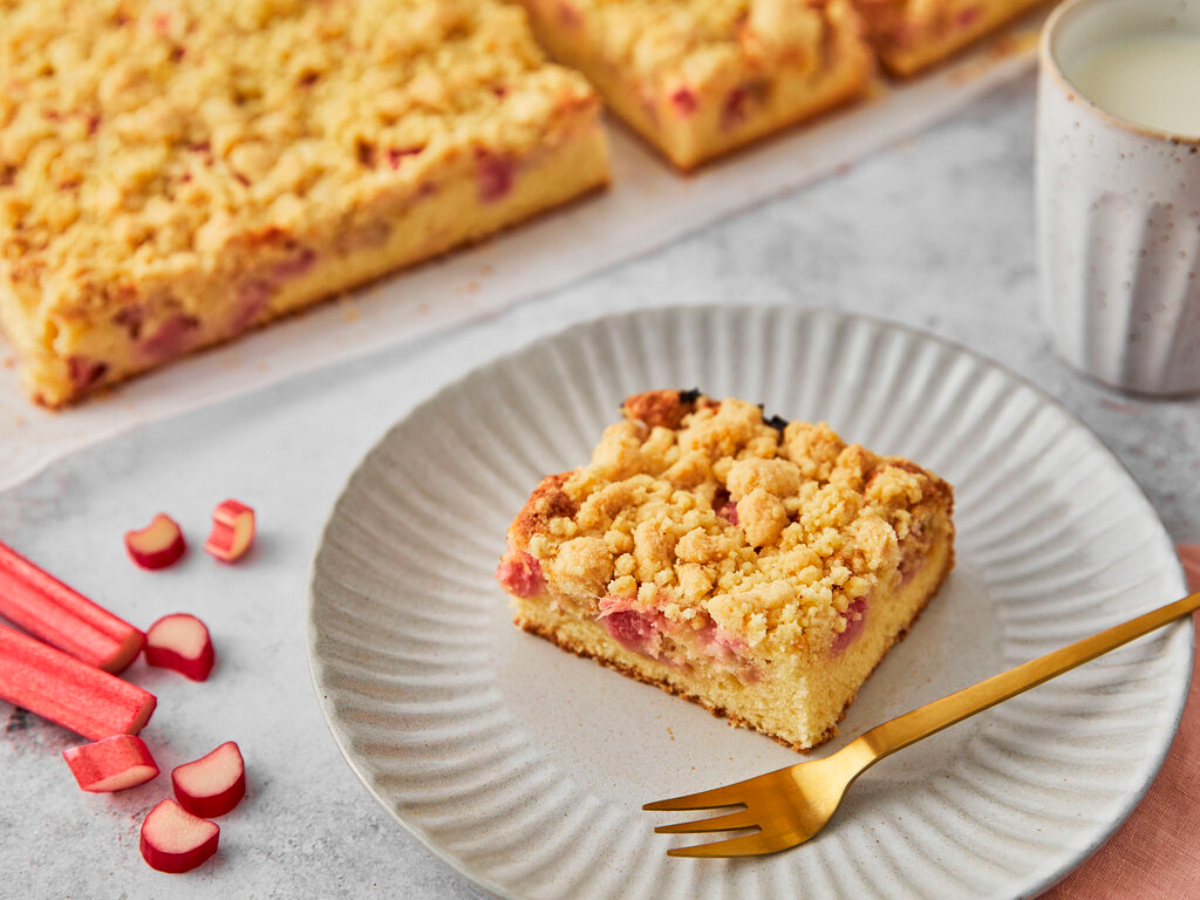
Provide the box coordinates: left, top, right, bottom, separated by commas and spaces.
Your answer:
515, 0, 874, 170
496, 390, 955, 751
852, 0, 1049, 76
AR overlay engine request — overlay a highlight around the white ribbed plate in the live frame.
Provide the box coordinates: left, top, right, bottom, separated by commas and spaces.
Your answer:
307, 306, 1190, 900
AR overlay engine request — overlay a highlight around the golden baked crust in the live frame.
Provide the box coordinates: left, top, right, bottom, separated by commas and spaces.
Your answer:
516, 0, 874, 169
852, 0, 1048, 76
505, 389, 953, 656
0, 0, 608, 405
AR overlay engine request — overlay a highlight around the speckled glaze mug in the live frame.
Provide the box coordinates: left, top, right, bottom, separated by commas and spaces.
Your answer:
1037, 0, 1200, 395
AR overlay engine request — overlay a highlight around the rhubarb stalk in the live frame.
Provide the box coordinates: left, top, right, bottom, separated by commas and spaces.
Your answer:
0, 541, 145, 673
0, 623, 156, 741
63, 735, 160, 792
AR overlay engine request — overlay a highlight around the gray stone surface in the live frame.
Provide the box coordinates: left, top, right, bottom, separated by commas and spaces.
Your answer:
1, 75, 1197, 899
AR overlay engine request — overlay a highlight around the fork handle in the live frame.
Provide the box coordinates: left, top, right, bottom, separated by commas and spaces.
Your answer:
851, 589, 1200, 765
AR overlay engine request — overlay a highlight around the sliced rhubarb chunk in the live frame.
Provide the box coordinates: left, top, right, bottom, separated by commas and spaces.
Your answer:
140, 798, 220, 873
597, 598, 666, 658
475, 151, 515, 202
669, 86, 699, 117
139, 313, 200, 362
172, 741, 246, 818
495, 549, 543, 598
125, 514, 187, 570
204, 500, 255, 563
63, 735, 159, 792
145, 614, 214, 682
0, 541, 145, 673
831, 597, 869, 654
0, 623, 156, 740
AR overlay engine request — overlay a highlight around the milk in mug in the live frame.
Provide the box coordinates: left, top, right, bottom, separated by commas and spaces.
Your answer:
1067, 32, 1200, 137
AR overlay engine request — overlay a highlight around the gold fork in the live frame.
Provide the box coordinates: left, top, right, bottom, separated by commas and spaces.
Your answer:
645, 589, 1200, 858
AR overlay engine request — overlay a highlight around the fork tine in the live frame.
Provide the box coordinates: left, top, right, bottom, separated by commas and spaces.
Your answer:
653, 808, 758, 835
666, 830, 786, 859
642, 784, 747, 812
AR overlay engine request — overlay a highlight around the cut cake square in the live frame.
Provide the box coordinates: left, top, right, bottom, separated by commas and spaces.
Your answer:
496, 390, 955, 751
514, 0, 874, 170
0, 0, 609, 407
853, 0, 1048, 76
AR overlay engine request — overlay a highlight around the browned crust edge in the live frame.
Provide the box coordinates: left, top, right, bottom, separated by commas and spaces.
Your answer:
514, 540, 955, 754
511, 471, 577, 547
26, 176, 612, 410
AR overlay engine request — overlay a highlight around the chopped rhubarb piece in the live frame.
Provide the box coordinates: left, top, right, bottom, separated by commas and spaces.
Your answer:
597, 598, 667, 658
67, 357, 108, 391
722, 86, 749, 130
600, 609, 663, 657
695, 623, 748, 663
270, 247, 316, 281
139, 313, 200, 362
125, 514, 186, 570
172, 742, 246, 818
475, 152, 515, 202
716, 499, 740, 525
832, 597, 868, 654
495, 550, 543, 598
669, 86, 699, 117
0, 624, 156, 740
145, 614, 214, 682
140, 798, 219, 874
0, 540, 145, 673
956, 5, 983, 28
63, 735, 159, 792
203, 500, 255, 563
231, 279, 274, 333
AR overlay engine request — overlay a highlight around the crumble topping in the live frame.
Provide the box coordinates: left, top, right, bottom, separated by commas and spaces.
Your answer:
0, 0, 595, 315
547, 0, 833, 87
511, 390, 952, 654
854, 0, 990, 48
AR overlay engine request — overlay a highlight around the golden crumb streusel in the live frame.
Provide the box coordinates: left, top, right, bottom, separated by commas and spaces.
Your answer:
849, 0, 1047, 77
540, 0, 830, 87
518, 0, 870, 170
0, 0, 593, 315
512, 390, 952, 654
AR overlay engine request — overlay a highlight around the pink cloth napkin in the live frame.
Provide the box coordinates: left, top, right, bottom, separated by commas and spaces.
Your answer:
1042, 546, 1200, 898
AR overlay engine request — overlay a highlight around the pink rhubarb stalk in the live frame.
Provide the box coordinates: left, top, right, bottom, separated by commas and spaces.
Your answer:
0, 540, 145, 673
0, 623, 157, 740
63, 735, 159, 792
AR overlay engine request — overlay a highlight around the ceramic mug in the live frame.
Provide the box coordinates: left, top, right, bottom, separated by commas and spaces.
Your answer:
1037, 0, 1200, 395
